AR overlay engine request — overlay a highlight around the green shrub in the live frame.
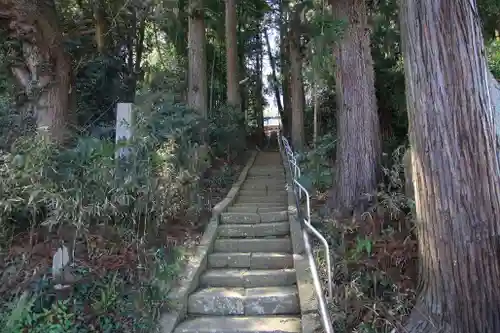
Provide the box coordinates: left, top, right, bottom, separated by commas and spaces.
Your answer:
375, 145, 414, 220
208, 105, 246, 161
488, 39, 500, 80
297, 133, 336, 193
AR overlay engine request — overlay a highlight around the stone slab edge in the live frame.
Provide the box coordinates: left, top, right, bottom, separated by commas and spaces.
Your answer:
279, 147, 322, 333
158, 150, 258, 333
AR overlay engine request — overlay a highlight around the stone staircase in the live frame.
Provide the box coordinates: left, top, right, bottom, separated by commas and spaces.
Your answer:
173, 152, 301, 333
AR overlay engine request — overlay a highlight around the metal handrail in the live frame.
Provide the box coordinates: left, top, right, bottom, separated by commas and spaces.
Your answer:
293, 179, 333, 300
278, 134, 334, 333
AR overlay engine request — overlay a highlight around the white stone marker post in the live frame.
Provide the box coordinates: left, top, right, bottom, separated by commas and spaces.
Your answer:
115, 102, 133, 159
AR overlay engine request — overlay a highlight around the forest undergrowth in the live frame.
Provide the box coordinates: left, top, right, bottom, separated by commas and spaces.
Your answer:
301, 138, 417, 333
0, 92, 248, 332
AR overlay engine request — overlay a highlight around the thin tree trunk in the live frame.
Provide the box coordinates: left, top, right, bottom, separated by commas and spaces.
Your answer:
312, 67, 319, 147
264, 28, 284, 120
289, 23, 305, 149
209, 46, 217, 114
280, 0, 291, 137
225, 0, 239, 107
330, 0, 381, 215
187, 0, 208, 119
255, 32, 264, 145
94, 0, 108, 54
399, 1, 500, 332
282, 48, 292, 137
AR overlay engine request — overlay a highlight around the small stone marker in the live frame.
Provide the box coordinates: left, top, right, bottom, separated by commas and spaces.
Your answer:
52, 245, 70, 290
115, 102, 133, 159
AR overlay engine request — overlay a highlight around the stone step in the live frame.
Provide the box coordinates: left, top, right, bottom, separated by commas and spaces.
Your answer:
248, 172, 285, 177
208, 252, 294, 269
226, 206, 288, 213
232, 202, 288, 209
244, 179, 286, 183
236, 197, 286, 204
245, 178, 286, 182
235, 202, 287, 206
226, 206, 259, 213
245, 179, 286, 184
173, 316, 301, 333
236, 199, 286, 205
238, 191, 286, 196
214, 238, 292, 253
248, 167, 283, 171
237, 195, 286, 201
200, 268, 296, 288
258, 206, 290, 213
238, 190, 285, 197
217, 222, 290, 237
246, 173, 285, 177
187, 286, 300, 315
241, 184, 287, 191
221, 211, 288, 224
241, 185, 286, 191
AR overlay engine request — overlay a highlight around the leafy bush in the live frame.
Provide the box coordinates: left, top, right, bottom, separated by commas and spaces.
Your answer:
488, 39, 500, 80
375, 145, 414, 221
297, 133, 336, 193
208, 105, 246, 161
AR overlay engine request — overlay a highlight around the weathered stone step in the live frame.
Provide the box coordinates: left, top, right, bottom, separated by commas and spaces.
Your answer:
247, 172, 285, 177
227, 206, 288, 214
237, 194, 285, 199
200, 269, 296, 288
245, 179, 286, 183
208, 252, 294, 269
221, 211, 288, 224
238, 191, 284, 197
214, 238, 292, 253
248, 167, 283, 171
257, 206, 290, 213
248, 172, 285, 177
232, 202, 287, 209
238, 191, 286, 196
235, 198, 286, 207
173, 316, 301, 333
241, 184, 287, 191
187, 286, 300, 315
241, 185, 286, 191
244, 179, 286, 184
218, 222, 290, 237
246, 175, 286, 183
236, 197, 286, 204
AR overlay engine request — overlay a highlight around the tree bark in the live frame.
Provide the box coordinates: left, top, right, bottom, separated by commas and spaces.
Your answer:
94, 0, 109, 54
264, 28, 284, 120
312, 63, 319, 147
225, 0, 239, 107
255, 31, 264, 145
187, 0, 208, 119
399, 1, 500, 332
280, 0, 291, 137
1, 0, 74, 144
289, 26, 305, 149
330, 0, 381, 214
